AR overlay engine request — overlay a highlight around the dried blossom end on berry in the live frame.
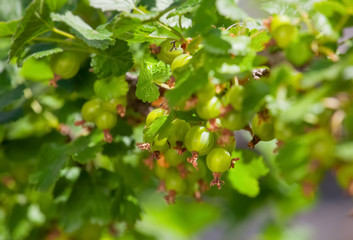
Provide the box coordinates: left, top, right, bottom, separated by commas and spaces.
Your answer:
210, 172, 224, 190
103, 129, 113, 143
164, 190, 176, 204
116, 104, 126, 117
136, 143, 151, 151
187, 151, 199, 170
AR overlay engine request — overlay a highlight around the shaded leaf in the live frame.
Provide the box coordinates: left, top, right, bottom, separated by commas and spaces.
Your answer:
0, 20, 19, 37
0, 107, 24, 124
9, 0, 52, 60
67, 134, 103, 164
91, 39, 133, 78
30, 143, 68, 191
45, 0, 68, 11
0, 84, 25, 111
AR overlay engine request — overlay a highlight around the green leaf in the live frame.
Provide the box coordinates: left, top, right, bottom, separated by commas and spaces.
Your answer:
67, 134, 103, 164
250, 30, 271, 52
242, 80, 270, 119
0, 20, 18, 37
143, 115, 169, 143
45, 0, 68, 11
0, 107, 24, 124
228, 151, 269, 197
0, 84, 25, 111
20, 57, 54, 81
113, 13, 157, 42
216, 0, 248, 20
136, 61, 171, 103
281, 84, 332, 123
91, 39, 133, 78
174, 110, 203, 122
59, 172, 111, 232
301, 59, 347, 88
314, 1, 346, 17
166, 68, 208, 107
89, 0, 136, 12
203, 30, 231, 55
30, 143, 68, 191
189, 0, 217, 35
26, 47, 63, 60
94, 75, 129, 101
275, 136, 311, 182
166, 0, 199, 17
335, 142, 353, 162
9, 0, 52, 60
51, 12, 114, 50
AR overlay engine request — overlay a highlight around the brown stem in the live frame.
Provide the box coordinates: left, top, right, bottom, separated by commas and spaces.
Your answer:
243, 124, 253, 136
49, 74, 61, 87
230, 158, 240, 169
248, 135, 261, 149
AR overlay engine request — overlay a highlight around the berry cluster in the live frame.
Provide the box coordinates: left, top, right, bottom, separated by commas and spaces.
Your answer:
79, 97, 127, 142
138, 40, 277, 203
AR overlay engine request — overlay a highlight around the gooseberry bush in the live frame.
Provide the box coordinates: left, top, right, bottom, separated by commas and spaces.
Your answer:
1, 0, 353, 239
